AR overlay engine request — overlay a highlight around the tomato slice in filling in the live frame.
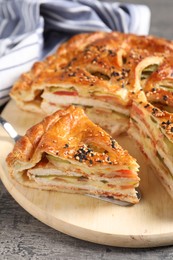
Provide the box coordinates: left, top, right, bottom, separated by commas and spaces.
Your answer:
54, 91, 78, 96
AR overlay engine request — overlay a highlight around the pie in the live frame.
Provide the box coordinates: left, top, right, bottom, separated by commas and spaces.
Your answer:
6, 106, 140, 204
8, 31, 173, 201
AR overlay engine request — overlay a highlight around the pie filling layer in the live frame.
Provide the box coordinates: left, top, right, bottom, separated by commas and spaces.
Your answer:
129, 102, 173, 196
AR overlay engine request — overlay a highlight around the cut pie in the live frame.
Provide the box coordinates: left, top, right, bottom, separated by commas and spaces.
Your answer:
128, 92, 173, 199
8, 31, 173, 202
10, 32, 173, 136
6, 106, 140, 204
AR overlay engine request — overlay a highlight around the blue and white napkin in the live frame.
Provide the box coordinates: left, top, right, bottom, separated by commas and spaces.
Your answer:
0, 0, 151, 107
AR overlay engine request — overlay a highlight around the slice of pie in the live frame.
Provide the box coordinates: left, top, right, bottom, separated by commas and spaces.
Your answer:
6, 106, 140, 204
128, 92, 173, 199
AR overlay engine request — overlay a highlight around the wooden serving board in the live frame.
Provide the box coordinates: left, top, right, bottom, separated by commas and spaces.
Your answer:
1, 100, 173, 248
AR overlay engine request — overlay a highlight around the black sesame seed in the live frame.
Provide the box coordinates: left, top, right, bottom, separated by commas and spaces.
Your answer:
89, 160, 93, 164
152, 108, 158, 114
144, 104, 150, 108
111, 71, 119, 77
117, 77, 123, 81
111, 139, 116, 149
151, 88, 156, 92
171, 127, 173, 132
64, 144, 69, 148
163, 95, 168, 101
166, 120, 171, 125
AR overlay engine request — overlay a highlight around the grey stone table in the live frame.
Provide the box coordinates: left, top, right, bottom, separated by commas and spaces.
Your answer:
1, 1, 173, 259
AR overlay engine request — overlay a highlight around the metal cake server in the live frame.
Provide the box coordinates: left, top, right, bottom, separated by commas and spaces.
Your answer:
0, 115, 141, 206
0, 116, 20, 142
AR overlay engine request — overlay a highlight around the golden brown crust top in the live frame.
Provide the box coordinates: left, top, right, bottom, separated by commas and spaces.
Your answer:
6, 106, 137, 169
10, 31, 173, 110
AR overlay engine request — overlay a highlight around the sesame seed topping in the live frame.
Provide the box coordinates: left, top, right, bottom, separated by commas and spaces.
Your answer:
171, 127, 173, 132
144, 104, 150, 108
151, 88, 156, 92
111, 139, 116, 149
166, 120, 171, 125
74, 145, 95, 163
111, 71, 119, 77
152, 107, 158, 115
117, 77, 123, 81
89, 160, 93, 164
163, 95, 168, 101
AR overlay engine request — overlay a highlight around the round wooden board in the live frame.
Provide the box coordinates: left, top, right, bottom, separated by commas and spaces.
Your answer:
1, 100, 173, 248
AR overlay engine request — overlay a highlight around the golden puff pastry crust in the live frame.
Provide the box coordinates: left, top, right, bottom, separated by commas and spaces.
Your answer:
6, 106, 140, 204
6, 105, 138, 168
10, 31, 173, 115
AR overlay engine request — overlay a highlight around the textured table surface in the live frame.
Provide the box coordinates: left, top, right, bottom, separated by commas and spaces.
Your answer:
1, 1, 173, 259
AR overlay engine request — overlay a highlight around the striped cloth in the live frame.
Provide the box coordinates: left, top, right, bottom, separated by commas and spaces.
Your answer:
0, 0, 151, 107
